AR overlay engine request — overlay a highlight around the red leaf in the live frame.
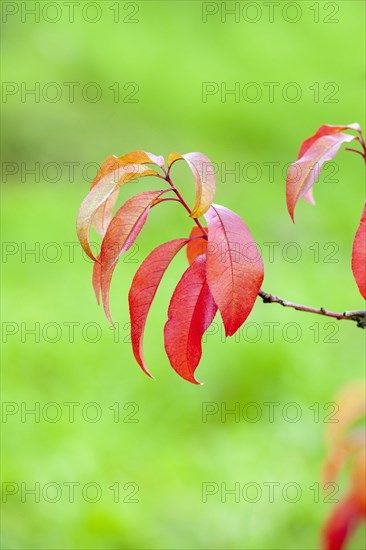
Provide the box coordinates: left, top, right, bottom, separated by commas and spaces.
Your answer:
322, 495, 362, 550
168, 152, 216, 217
129, 238, 189, 378
286, 133, 356, 222
76, 164, 157, 261
204, 204, 264, 336
164, 255, 218, 384
186, 226, 208, 265
100, 190, 167, 324
297, 123, 360, 159
351, 202, 366, 299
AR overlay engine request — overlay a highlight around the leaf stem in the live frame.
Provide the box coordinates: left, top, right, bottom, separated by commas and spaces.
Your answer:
163, 172, 208, 239
258, 290, 366, 328
346, 135, 366, 163
345, 147, 366, 160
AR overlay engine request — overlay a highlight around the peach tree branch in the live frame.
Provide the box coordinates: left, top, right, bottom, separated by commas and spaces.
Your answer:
258, 290, 366, 329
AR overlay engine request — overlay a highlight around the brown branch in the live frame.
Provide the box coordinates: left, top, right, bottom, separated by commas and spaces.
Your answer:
258, 290, 366, 329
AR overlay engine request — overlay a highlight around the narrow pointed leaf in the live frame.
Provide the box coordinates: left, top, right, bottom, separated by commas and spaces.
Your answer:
168, 152, 216, 217
164, 255, 218, 384
297, 123, 361, 159
186, 226, 208, 265
204, 204, 264, 336
351, 202, 366, 299
296, 124, 360, 208
90, 151, 165, 237
91, 156, 121, 239
92, 189, 119, 237
91, 151, 165, 190
286, 133, 356, 222
129, 238, 189, 378
76, 164, 157, 261
100, 190, 167, 324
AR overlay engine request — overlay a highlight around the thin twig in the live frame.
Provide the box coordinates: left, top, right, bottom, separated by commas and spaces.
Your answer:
164, 173, 208, 239
258, 290, 366, 329
345, 147, 365, 158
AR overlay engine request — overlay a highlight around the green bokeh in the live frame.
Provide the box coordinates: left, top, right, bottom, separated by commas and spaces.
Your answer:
1, 1, 365, 548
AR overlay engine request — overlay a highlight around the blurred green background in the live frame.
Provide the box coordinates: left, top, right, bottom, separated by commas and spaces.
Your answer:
1, 1, 365, 548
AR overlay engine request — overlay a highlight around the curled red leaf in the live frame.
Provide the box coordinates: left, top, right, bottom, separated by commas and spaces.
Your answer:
164, 255, 218, 384
129, 238, 189, 378
204, 204, 264, 337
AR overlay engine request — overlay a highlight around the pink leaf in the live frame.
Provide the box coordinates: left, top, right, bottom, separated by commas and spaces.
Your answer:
204, 204, 264, 336
297, 123, 360, 159
351, 202, 366, 299
129, 238, 189, 378
286, 133, 356, 222
100, 190, 167, 324
164, 255, 218, 384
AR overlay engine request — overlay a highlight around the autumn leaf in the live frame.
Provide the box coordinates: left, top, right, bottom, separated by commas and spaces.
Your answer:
129, 238, 189, 378
297, 124, 361, 159
91, 151, 165, 191
168, 152, 216, 217
286, 132, 356, 221
296, 124, 360, 207
100, 190, 168, 324
204, 204, 264, 336
351, 203, 366, 299
164, 255, 218, 384
186, 226, 208, 265
76, 163, 158, 261
90, 151, 165, 236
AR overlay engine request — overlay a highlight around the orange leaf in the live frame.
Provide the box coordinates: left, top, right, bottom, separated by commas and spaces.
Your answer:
186, 226, 207, 265
76, 164, 157, 261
